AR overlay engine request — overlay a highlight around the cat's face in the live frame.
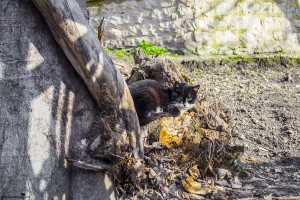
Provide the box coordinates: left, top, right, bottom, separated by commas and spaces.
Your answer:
170, 81, 200, 114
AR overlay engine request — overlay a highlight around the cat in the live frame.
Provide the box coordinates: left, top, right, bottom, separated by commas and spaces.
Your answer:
129, 79, 200, 126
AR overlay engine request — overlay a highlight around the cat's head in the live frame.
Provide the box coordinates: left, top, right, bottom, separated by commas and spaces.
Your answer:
170, 81, 200, 113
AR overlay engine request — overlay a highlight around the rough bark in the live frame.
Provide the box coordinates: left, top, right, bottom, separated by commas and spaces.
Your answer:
31, 0, 142, 163
0, 0, 116, 199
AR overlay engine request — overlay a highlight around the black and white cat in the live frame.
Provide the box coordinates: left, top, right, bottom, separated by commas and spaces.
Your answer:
129, 79, 200, 126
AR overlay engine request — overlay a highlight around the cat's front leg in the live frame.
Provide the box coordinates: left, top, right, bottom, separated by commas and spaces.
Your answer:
139, 112, 172, 126
166, 105, 181, 117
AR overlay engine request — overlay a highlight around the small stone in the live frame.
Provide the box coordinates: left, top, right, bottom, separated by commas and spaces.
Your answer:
231, 176, 242, 189
215, 180, 231, 187
216, 168, 230, 179
149, 168, 157, 178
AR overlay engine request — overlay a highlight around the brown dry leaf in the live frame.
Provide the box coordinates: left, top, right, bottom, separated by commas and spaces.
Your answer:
246, 157, 258, 162
181, 176, 210, 195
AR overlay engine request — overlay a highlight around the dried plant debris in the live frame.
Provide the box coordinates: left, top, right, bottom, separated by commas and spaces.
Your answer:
109, 52, 246, 198
126, 49, 185, 86
111, 97, 245, 199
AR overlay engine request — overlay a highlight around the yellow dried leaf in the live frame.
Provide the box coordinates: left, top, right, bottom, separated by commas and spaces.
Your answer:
159, 128, 183, 147
246, 157, 257, 162
181, 176, 205, 195
188, 165, 200, 179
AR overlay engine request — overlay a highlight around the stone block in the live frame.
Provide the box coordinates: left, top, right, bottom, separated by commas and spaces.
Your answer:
128, 25, 138, 36
236, 1, 250, 15
149, 25, 158, 37
140, 25, 149, 36
255, 1, 274, 15
171, 13, 179, 20
177, 3, 194, 18
247, 18, 263, 34
273, 31, 287, 42
162, 7, 176, 18
109, 16, 124, 25
161, 0, 176, 8
230, 16, 250, 30
137, 13, 148, 23
182, 19, 197, 32
194, 31, 213, 45
262, 17, 285, 30
195, 17, 209, 30
152, 9, 163, 21
124, 38, 137, 47
194, 1, 210, 18
215, 31, 239, 46
144, 0, 160, 9
215, 1, 238, 16
108, 29, 122, 39
159, 21, 175, 32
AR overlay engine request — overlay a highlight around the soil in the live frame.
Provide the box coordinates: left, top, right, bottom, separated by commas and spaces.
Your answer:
180, 57, 300, 199
112, 53, 300, 199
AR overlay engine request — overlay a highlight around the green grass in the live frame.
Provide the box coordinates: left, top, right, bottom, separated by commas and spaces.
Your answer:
114, 47, 126, 57
138, 40, 168, 56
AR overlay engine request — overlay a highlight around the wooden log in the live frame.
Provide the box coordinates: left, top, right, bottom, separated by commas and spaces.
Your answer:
31, 0, 143, 163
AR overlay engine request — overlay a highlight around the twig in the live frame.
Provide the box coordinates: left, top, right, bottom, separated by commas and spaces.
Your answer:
98, 17, 105, 45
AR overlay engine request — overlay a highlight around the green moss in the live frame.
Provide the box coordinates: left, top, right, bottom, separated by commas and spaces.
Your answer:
209, 0, 219, 8
287, 57, 300, 65
292, 14, 300, 20
194, 68, 200, 74
280, 48, 286, 54
237, 29, 247, 36
242, 57, 253, 62
214, 15, 224, 21
212, 42, 221, 51
104, 47, 112, 53
86, 0, 102, 7
272, 56, 281, 64
171, 53, 179, 58
240, 41, 247, 48
224, 56, 253, 62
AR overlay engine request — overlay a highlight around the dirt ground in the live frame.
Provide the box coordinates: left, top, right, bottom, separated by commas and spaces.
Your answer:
113, 53, 300, 199
180, 57, 300, 198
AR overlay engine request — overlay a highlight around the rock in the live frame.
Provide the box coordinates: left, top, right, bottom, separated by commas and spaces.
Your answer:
215, 180, 231, 187
149, 168, 158, 178
216, 168, 231, 179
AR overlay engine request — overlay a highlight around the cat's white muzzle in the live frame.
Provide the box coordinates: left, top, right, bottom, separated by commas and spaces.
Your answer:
175, 102, 195, 115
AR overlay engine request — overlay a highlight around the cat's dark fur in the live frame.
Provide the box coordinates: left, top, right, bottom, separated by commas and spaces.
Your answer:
129, 79, 200, 126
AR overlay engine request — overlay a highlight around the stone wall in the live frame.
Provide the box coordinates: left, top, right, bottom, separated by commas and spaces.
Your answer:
88, 0, 300, 55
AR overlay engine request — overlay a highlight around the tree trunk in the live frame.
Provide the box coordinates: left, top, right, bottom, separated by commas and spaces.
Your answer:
30, 0, 142, 160
0, 0, 140, 199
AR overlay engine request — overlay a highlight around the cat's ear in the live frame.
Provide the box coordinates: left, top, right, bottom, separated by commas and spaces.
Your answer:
192, 85, 200, 92
174, 81, 181, 91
